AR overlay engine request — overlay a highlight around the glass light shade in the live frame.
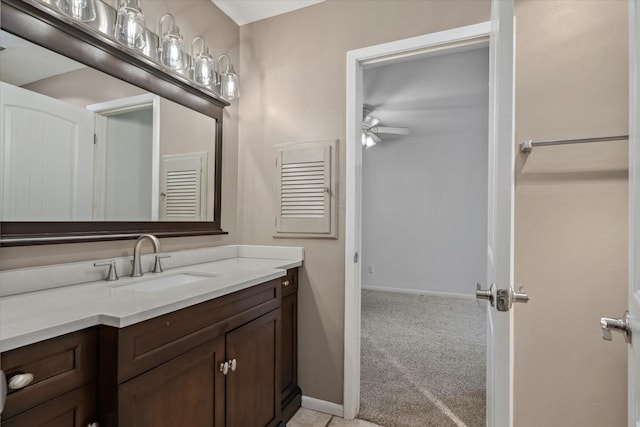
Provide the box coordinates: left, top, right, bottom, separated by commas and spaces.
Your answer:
361, 132, 376, 148
159, 14, 186, 70
194, 53, 215, 87
221, 64, 239, 100
160, 34, 186, 70
191, 37, 216, 88
56, 0, 96, 22
114, 2, 147, 50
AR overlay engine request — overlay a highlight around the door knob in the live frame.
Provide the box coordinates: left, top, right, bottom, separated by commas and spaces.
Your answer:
476, 283, 529, 312
600, 311, 631, 343
476, 283, 495, 306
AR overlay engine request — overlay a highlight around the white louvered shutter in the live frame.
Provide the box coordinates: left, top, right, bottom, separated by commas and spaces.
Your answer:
275, 140, 337, 238
160, 153, 207, 221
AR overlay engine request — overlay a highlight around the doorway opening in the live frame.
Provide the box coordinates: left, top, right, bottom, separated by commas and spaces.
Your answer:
87, 94, 160, 221
343, 15, 521, 423
358, 45, 489, 427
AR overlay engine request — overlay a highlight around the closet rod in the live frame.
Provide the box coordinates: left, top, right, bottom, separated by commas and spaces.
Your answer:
519, 134, 629, 153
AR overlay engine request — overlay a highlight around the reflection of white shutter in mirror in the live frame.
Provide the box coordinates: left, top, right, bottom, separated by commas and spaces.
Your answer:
275, 139, 337, 238
160, 152, 207, 221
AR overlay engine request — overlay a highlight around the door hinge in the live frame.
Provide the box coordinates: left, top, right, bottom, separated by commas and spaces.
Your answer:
353, 252, 358, 263
93, 134, 97, 144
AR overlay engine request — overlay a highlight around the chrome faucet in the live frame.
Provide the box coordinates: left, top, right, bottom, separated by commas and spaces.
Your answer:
131, 234, 161, 277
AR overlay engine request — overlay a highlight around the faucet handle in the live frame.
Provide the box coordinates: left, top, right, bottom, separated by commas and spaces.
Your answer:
94, 260, 119, 281
153, 254, 171, 273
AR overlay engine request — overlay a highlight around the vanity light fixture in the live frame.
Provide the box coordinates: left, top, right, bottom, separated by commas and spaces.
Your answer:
56, 0, 96, 22
217, 54, 239, 100
191, 36, 217, 88
114, 0, 147, 50
159, 13, 186, 70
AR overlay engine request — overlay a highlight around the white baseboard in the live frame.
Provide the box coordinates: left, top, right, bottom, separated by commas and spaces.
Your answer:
362, 285, 475, 300
301, 396, 344, 417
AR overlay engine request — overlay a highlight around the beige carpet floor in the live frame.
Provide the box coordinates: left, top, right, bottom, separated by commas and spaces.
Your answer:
359, 290, 486, 427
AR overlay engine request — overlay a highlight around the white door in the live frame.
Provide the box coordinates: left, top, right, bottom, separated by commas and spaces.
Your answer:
0, 82, 94, 220
478, 0, 519, 425
628, 1, 640, 424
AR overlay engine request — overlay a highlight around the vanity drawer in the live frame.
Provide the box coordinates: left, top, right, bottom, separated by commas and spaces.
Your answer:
2, 328, 97, 419
281, 269, 298, 298
110, 278, 280, 383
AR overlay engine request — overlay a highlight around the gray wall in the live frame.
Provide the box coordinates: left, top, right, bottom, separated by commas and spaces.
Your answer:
238, 0, 491, 405
361, 48, 489, 296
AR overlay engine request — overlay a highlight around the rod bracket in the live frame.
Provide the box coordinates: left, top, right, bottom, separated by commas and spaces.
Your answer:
519, 140, 533, 153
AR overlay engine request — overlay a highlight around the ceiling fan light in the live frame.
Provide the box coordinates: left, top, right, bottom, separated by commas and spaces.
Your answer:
362, 133, 376, 148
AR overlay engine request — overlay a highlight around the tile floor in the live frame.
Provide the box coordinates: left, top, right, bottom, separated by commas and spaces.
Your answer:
287, 408, 384, 427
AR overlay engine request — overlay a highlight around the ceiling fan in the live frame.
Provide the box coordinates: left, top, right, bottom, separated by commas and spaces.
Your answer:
361, 107, 410, 148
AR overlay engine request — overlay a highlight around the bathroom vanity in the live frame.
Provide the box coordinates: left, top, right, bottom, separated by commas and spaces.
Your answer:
0, 246, 302, 427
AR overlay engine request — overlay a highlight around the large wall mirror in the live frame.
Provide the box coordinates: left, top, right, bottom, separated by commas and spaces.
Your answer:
0, 0, 228, 245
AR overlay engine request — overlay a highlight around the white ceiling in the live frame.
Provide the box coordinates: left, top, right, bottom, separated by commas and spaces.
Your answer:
363, 47, 490, 141
212, 0, 325, 26
0, 31, 85, 86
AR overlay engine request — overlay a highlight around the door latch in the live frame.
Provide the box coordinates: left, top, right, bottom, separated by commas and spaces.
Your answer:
600, 311, 631, 343
476, 283, 529, 312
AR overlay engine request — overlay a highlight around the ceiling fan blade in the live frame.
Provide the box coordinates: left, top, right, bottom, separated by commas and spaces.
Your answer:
369, 132, 382, 144
370, 126, 410, 135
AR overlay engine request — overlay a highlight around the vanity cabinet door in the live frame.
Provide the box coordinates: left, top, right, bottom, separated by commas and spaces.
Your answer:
225, 309, 280, 427
118, 336, 225, 427
280, 268, 301, 422
1, 383, 97, 427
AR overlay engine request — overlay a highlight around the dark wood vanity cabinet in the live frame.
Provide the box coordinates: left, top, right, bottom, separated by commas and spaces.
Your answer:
0, 268, 300, 427
0, 329, 98, 426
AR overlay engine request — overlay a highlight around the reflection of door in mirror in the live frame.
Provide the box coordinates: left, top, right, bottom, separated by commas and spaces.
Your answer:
0, 82, 95, 220
88, 94, 160, 221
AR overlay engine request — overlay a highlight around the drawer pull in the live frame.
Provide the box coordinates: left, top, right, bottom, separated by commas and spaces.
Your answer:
8, 373, 34, 390
282, 280, 290, 287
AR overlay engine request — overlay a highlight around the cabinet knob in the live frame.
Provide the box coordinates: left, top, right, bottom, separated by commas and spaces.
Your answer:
87, 423, 100, 427
8, 373, 34, 390
282, 280, 290, 287
220, 362, 229, 375
229, 359, 237, 372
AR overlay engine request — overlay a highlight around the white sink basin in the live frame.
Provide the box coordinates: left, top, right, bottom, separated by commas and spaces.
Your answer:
114, 272, 220, 292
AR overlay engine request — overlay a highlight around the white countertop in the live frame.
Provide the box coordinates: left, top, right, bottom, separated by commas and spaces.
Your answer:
0, 246, 303, 352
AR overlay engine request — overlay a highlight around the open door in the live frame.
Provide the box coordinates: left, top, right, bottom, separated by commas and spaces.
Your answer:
622, 1, 640, 424
475, 1, 526, 426
0, 82, 95, 220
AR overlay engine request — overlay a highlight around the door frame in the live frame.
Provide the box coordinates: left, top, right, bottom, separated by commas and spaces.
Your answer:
628, 0, 639, 424
344, 20, 512, 422
87, 93, 161, 220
